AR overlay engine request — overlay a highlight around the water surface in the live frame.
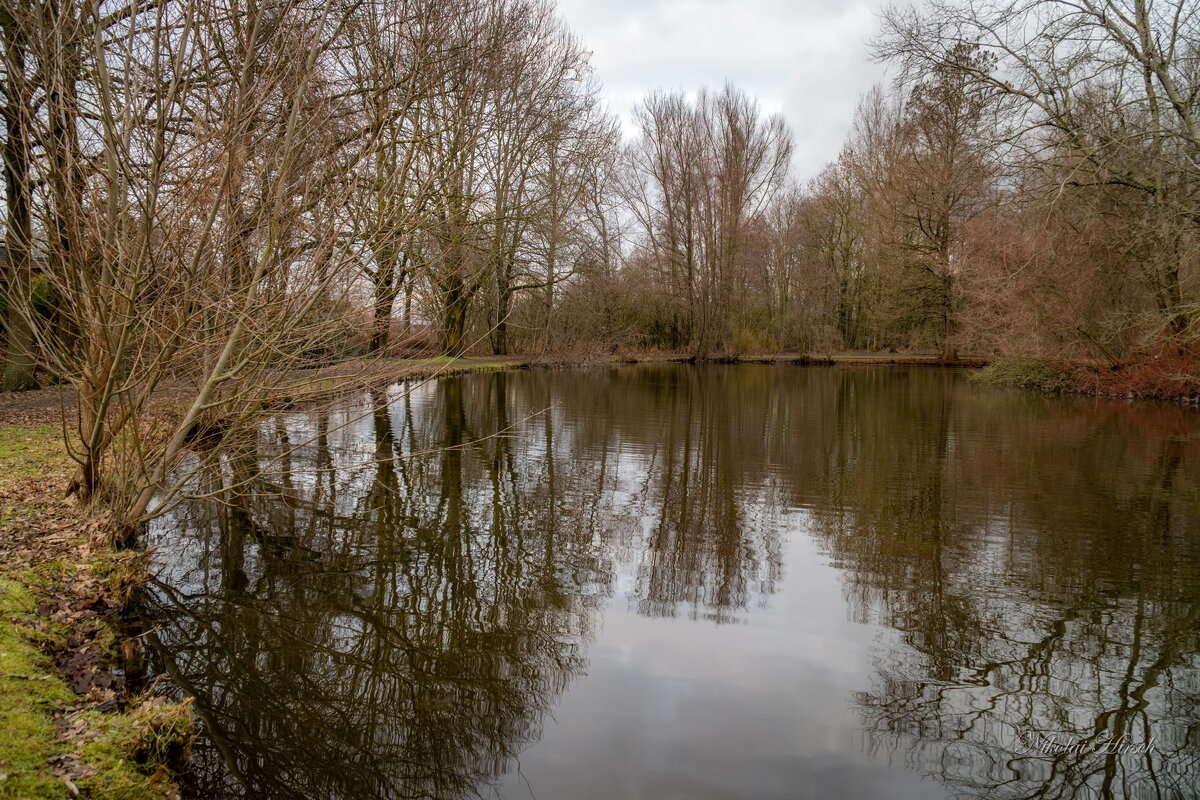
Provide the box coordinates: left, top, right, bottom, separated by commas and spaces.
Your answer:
144, 365, 1200, 799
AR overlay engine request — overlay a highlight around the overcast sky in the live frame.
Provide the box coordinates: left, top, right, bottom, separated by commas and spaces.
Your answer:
555, 0, 893, 183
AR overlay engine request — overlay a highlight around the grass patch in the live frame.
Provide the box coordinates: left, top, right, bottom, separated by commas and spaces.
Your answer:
971, 357, 1078, 392
393, 356, 526, 373
0, 423, 69, 482
76, 698, 194, 799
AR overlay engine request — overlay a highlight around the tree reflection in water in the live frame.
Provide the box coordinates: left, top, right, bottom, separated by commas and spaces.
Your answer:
146, 375, 612, 799
142, 366, 1200, 800
809, 370, 1200, 799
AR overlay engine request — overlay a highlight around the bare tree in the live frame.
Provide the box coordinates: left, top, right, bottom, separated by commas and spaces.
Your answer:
338, 0, 447, 354
0, 0, 408, 527
877, 0, 1199, 340
882, 43, 999, 359
626, 84, 792, 355
413, 0, 518, 356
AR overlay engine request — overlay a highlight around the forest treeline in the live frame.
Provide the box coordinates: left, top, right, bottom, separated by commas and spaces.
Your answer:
0, 0, 1196, 521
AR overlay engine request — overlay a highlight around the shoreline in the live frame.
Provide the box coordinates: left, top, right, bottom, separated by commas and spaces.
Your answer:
612, 352, 988, 367
0, 352, 986, 428
6, 349, 1199, 430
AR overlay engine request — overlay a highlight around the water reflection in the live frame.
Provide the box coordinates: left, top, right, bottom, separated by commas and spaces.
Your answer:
143, 366, 1200, 799
810, 373, 1200, 798
147, 376, 612, 798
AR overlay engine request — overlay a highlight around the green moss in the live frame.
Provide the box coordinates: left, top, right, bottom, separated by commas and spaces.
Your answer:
77, 700, 194, 800
0, 577, 76, 797
1, 573, 69, 655
0, 577, 192, 799
0, 420, 192, 800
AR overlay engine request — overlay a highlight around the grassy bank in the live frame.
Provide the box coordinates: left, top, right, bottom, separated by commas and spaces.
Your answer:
972, 353, 1200, 404
0, 423, 192, 799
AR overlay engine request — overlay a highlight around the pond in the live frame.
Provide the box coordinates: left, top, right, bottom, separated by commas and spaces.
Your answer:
142, 364, 1200, 800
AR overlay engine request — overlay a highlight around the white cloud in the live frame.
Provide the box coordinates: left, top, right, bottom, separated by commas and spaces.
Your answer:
556, 0, 893, 182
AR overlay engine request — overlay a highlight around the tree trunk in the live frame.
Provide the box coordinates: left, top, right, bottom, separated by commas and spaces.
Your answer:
367, 268, 400, 354
1160, 255, 1187, 338
493, 286, 510, 356
1, 10, 36, 390
940, 272, 957, 362
442, 283, 468, 355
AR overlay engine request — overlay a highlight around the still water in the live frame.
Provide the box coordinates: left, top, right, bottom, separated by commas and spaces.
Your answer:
143, 365, 1200, 800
